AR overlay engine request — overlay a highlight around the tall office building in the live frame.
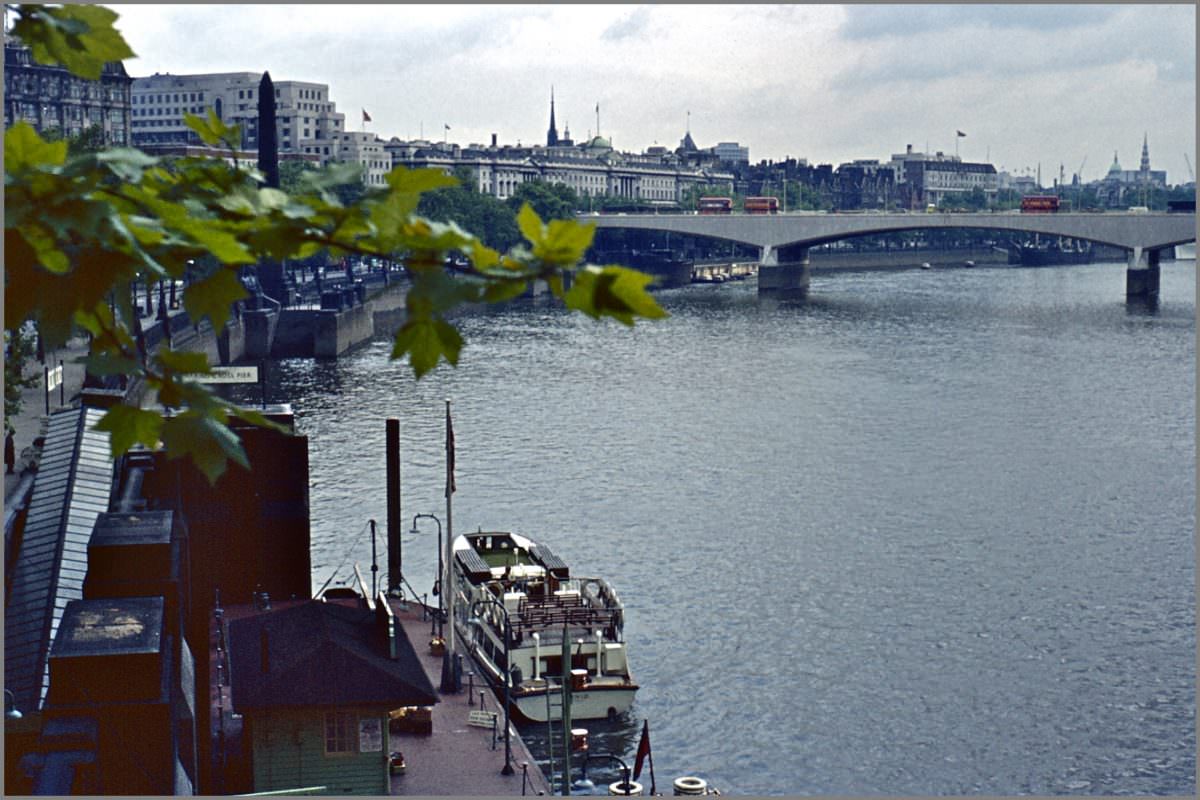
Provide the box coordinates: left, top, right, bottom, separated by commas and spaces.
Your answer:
131, 72, 345, 164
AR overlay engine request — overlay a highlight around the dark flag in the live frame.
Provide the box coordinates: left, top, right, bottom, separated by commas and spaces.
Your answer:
633, 719, 654, 793
362, 108, 372, 123
956, 130, 967, 137
445, 404, 456, 497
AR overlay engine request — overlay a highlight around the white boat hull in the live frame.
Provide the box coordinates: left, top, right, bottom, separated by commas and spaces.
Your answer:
513, 681, 637, 723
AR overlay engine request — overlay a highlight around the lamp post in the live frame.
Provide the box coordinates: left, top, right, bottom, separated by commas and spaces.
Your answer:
410, 513, 443, 635
469, 598, 514, 776
579, 753, 633, 796
5, 688, 22, 720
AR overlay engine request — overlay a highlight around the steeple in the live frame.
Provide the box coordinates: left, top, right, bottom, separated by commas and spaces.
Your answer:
1140, 132, 1150, 174
547, 87, 558, 147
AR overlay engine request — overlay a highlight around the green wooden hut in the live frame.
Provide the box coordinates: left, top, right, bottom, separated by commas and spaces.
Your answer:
229, 599, 437, 795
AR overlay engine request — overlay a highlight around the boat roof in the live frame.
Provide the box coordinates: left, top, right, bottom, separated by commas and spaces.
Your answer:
452, 531, 569, 581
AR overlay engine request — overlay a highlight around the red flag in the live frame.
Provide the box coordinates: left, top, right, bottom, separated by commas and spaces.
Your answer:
445, 404, 456, 497
633, 719, 651, 781
362, 108, 372, 123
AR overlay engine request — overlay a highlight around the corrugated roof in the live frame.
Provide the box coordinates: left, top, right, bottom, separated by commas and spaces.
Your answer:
4, 407, 113, 712
229, 600, 438, 710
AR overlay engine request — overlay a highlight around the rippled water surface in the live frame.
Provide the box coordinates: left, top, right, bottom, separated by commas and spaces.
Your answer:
251, 262, 1195, 795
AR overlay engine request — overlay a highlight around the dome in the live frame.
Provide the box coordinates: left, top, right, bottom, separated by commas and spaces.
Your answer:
1107, 151, 1122, 175
585, 135, 612, 151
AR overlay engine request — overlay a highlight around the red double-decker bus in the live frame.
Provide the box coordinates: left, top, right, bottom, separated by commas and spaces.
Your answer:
744, 196, 780, 214
698, 196, 733, 214
1020, 195, 1060, 213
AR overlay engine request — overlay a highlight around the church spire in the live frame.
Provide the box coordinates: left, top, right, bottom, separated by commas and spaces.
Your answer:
1140, 132, 1150, 174
547, 87, 559, 147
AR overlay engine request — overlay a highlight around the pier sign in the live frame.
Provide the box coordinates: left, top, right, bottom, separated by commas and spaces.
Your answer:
190, 365, 260, 384
45, 363, 64, 391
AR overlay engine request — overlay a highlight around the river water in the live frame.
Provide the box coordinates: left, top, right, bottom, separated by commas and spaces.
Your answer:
246, 260, 1195, 795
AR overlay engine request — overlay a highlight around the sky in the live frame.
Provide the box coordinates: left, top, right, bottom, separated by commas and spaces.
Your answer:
108, 3, 1196, 185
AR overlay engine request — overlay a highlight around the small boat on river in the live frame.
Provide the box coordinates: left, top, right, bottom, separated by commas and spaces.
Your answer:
451, 530, 638, 722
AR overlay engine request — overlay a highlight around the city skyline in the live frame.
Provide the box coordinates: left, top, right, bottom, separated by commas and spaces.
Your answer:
109, 3, 1195, 182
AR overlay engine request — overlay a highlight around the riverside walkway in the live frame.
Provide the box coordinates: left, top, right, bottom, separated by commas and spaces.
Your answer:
387, 600, 553, 795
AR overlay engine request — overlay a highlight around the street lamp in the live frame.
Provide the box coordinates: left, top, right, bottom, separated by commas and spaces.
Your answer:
409, 513, 443, 636
580, 752, 634, 796
468, 598, 514, 776
5, 689, 22, 720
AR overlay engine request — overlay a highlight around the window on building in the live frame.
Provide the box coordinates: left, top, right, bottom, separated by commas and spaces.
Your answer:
324, 711, 355, 754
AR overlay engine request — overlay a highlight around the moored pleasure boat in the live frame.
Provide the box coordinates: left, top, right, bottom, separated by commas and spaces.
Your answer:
451, 530, 638, 722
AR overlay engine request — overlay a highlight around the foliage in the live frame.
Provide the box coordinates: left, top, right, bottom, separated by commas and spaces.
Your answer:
418, 175, 521, 251
3, 326, 40, 434
4, 4, 665, 483
507, 180, 579, 221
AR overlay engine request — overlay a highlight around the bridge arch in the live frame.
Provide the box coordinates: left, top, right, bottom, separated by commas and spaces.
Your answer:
588, 211, 1196, 300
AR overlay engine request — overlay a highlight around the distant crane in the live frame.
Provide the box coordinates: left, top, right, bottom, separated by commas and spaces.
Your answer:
1184, 153, 1194, 184
1075, 155, 1087, 184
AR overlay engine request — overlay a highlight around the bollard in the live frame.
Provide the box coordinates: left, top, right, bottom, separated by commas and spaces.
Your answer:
492, 713, 498, 751
467, 671, 474, 703
522, 761, 529, 795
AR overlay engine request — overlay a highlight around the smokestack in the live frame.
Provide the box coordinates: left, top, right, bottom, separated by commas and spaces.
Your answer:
491, 133, 497, 147
386, 418, 401, 591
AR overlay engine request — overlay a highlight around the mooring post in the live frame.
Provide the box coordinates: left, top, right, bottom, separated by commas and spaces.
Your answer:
386, 418, 402, 591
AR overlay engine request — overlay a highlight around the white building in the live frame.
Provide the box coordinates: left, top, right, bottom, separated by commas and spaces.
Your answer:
386, 135, 733, 205
131, 71, 345, 164
337, 131, 391, 187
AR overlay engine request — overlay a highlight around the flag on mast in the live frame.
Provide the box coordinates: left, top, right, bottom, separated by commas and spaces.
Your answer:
362, 108, 372, 123
956, 130, 966, 137
445, 403, 456, 497
633, 719, 655, 794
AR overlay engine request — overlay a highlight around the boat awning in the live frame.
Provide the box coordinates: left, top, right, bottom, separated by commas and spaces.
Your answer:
454, 547, 492, 582
530, 544, 569, 580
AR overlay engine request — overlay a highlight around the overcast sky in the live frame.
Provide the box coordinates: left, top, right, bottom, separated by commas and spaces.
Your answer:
109, 3, 1195, 184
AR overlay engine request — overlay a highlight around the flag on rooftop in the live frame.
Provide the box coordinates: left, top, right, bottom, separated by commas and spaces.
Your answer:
956, 130, 967, 137
362, 109, 372, 123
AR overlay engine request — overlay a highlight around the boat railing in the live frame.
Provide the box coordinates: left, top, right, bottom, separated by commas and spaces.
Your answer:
514, 600, 621, 635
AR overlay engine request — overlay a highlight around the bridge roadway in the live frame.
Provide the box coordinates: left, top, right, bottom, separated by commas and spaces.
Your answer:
588, 211, 1197, 299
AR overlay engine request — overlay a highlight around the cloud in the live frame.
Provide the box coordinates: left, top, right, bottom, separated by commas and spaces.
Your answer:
840, 4, 1121, 39
831, 4, 1194, 90
602, 7, 653, 42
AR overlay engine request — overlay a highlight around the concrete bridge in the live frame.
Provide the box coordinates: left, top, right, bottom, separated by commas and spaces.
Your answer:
589, 211, 1196, 300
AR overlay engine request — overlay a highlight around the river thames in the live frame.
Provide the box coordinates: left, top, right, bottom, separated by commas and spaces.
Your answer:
245, 260, 1195, 795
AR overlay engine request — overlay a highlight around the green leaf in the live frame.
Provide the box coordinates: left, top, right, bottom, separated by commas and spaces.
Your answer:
94, 404, 164, 457
482, 279, 530, 304
4, 121, 69, 171
10, 4, 134, 80
516, 203, 544, 245
184, 110, 240, 150
156, 349, 211, 376
95, 148, 159, 182
564, 265, 669, 325
160, 412, 250, 485
183, 268, 248, 330
391, 316, 464, 379
385, 165, 459, 194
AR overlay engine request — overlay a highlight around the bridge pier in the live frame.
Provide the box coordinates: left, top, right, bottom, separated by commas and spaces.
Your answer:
757, 245, 810, 300
1126, 246, 1161, 300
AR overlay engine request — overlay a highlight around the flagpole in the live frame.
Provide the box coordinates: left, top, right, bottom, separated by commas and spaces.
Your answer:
441, 398, 457, 692
647, 720, 656, 795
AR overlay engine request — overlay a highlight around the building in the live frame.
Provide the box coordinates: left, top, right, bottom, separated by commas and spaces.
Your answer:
890, 144, 998, 209
337, 131, 391, 187
712, 142, 750, 166
130, 72, 345, 163
1095, 136, 1168, 207
228, 600, 438, 796
3, 39, 132, 146
833, 159, 899, 210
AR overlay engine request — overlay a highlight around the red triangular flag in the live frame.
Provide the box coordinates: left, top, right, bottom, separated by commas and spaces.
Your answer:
633, 719, 651, 780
